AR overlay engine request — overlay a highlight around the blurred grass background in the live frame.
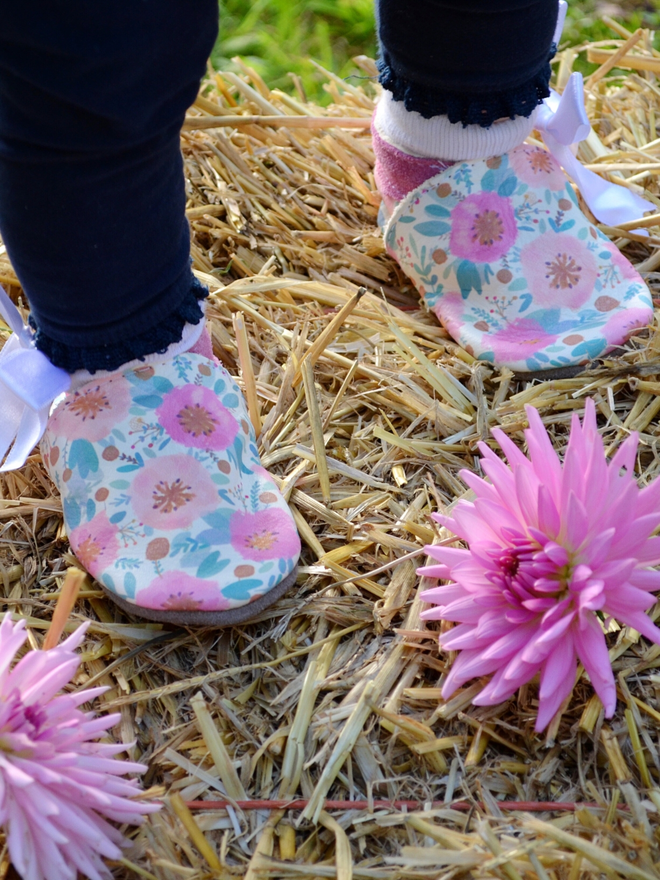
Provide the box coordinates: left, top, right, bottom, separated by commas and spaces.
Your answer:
212, 0, 660, 102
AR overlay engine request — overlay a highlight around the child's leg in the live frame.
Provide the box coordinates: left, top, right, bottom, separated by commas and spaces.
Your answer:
373, 0, 653, 376
0, 2, 301, 623
0, 1, 218, 371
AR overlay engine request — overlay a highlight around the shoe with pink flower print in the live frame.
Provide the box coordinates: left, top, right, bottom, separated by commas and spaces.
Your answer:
380, 144, 653, 376
39, 352, 301, 624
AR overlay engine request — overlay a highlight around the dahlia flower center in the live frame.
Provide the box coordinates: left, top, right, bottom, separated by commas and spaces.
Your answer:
494, 540, 578, 606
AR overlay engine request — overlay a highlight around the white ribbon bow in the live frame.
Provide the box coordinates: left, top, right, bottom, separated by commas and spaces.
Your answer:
536, 70, 655, 229
0, 287, 70, 472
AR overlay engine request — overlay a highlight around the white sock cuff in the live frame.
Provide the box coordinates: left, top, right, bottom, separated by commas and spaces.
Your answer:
374, 90, 539, 161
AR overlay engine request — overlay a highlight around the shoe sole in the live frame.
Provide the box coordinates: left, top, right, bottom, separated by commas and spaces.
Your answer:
513, 362, 587, 382
100, 567, 299, 626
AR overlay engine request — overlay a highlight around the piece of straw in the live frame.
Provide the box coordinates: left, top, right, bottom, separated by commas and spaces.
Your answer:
233, 312, 261, 436
301, 360, 331, 504
585, 28, 643, 89
169, 792, 222, 872
43, 567, 87, 650
293, 287, 365, 387
190, 691, 247, 802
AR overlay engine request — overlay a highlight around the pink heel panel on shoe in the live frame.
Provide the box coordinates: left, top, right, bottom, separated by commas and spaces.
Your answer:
372, 124, 454, 210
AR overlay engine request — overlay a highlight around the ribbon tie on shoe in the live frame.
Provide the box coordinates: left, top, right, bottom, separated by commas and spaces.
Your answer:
0, 287, 70, 472
536, 71, 655, 229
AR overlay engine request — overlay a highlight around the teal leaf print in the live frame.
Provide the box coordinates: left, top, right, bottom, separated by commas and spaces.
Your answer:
152, 377, 174, 394
497, 176, 517, 197
424, 204, 451, 218
86, 499, 96, 522
518, 293, 533, 312
413, 221, 451, 237
222, 579, 262, 600
481, 170, 497, 192
457, 261, 482, 298
197, 552, 231, 579
124, 572, 137, 599
69, 439, 99, 478
133, 395, 163, 409
508, 277, 528, 292
222, 393, 239, 409
63, 497, 81, 531
398, 215, 415, 223
202, 509, 233, 532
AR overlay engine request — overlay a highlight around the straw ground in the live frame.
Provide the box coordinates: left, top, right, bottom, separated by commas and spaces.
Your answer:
3, 22, 660, 880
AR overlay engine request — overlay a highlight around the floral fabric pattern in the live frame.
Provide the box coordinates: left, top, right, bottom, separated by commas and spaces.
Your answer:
384, 145, 653, 372
42, 354, 301, 613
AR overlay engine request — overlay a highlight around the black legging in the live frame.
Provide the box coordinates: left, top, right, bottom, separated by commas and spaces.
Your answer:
377, 0, 558, 124
0, 0, 556, 373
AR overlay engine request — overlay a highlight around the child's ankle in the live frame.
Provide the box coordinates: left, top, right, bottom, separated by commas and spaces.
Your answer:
373, 90, 539, 209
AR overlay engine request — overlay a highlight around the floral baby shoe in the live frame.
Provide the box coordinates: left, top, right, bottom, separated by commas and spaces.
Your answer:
40, 353, 301, 624
383, 144, 653, 375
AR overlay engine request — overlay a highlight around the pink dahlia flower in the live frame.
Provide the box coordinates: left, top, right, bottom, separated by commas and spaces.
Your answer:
419, 398, 660, 731
0, 617, 157, 880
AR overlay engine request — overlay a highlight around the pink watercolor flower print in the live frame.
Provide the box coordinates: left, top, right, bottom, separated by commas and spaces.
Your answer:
601, 306, 652, 346
132, 454, 219, 530
520, 232, 598, 310
486, 319, 559, 364
156, 384, 238, 450
69, 511, 121, 578
608, 244, 645, 283
509, 144, 567, 191
450, 191, 517, 263
138, 571, 232, 611
48, 376, 132, 443
230, 508, 301, 562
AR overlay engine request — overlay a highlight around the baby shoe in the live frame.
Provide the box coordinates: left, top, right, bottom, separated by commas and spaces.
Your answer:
380, 144, 653, 375
38, 350, 301, 624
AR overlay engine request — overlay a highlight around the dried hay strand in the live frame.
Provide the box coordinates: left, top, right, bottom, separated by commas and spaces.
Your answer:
3, 25, 660, 880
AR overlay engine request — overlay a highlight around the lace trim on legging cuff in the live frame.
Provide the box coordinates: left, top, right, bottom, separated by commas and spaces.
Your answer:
31, 274, 208, 374
377, 46, 556, 128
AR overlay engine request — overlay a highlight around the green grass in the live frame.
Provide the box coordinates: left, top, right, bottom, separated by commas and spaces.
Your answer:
212, 0, 377, 102
212, 0, 659, 102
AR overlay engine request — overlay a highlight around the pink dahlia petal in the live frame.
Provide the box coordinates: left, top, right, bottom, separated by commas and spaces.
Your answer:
473, 658, 536, 705
574, 615, 617, 716
419, 583, 466, 605
627, 571, 660, 593
417, 564, 452, 579
440, 623, 489, 651
441, 649, 505, 699
536, 637, 576, 732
